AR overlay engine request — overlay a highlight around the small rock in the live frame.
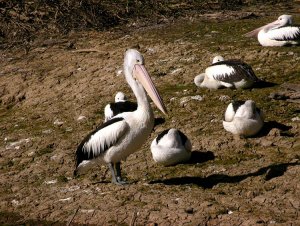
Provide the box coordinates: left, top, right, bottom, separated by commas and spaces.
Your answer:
269, 92, 287, 100
116, 69, 123, 76
44, 179, 58, 185
53, 119, 64, 126
65, 127, 73, 132
218, 95, 230, 101
77, 115, 87, 121
191, 95, 204, 101
180, 97, 190, 107
170, 97, 177, 102
292, 116, 300, 122
268, 128, 281, 137
185, 207, 194, 214
42, 129, 52, 134
228, 210, 233, 215
253, 196, 266, 204
11, 199, 20, 206
260, 139, 274, 147
58, 197, 72, 202
27, 151, 35, 157
170, 68, 182, 75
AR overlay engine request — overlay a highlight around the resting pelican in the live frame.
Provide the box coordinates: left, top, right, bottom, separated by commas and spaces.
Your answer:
223, 100, 264, 137
104, 92, 137, 122
244, 15, 300, 46
194, 56, 259, 89
74, 49, 167, 185
151, 128, 192, 166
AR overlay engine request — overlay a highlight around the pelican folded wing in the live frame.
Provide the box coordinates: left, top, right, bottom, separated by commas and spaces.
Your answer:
76, 117, 128, 167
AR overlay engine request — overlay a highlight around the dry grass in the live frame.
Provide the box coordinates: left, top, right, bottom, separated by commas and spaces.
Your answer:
0, 0, 289, 47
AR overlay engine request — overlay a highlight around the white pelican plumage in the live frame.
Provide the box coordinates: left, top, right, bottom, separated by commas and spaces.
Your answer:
104, 92, 137, 122
245, 15, 300, 46
194, 56, 259, 89
151, 128, 192, 166
223, 100, 264, 137
74, 49, 167, 185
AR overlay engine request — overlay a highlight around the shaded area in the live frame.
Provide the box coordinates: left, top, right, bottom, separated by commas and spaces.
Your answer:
0, 0, 293, 46
188, 150, 215, 164
149, 162, 299, 188
257, 120, 293, 137
253, 80, 277, 89
154, 117, 166, 128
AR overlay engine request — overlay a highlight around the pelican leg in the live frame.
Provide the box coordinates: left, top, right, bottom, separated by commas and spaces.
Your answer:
115, 162, 127, 185
108, 162, 127, 185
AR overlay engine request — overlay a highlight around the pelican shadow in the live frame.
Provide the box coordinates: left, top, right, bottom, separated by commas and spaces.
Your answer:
253, 80, 277, 89
149, 162, 299, 189
154, 117, 166, 127
256, 120, 293, 137
187, 150, 215, 164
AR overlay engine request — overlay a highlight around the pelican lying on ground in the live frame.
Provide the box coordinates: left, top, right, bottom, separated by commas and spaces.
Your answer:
223, 100, 264, 137
244, 15, 300, 46
74, 49, 167, 185
151, 128, 192, 166
194, 56, 259, 89
104, 91, 137, 122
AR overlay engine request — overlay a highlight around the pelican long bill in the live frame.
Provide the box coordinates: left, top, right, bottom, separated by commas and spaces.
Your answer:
133, 64, 167, 115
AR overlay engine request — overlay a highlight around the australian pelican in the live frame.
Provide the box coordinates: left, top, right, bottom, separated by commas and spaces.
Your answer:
151, 128, 192, 166
223, 100, 264, 137
244, 15, 300, 46
104, 92, 137, 122
194, 56, 259, 89
74, 49, 167, 185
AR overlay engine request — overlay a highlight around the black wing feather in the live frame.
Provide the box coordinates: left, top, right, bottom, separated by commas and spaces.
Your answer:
110, 101, 137, 116
156, 129, 188, 146
273, 26, 300, 41
212, 60, 259, 83
75, 117, 124, 168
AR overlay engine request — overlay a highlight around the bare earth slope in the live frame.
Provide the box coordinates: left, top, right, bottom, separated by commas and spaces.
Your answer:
0, 8, 300, 226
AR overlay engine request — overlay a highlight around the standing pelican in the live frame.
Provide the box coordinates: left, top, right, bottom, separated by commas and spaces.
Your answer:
104, 92, 137, 122
74, 49, 167, 185
244, 15, 300, 46
194, 56, 259, 89
223, 100, 264, 137
151, 128, 192, 166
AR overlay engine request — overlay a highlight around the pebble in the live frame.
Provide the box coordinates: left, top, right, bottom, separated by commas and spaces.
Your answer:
191, 95, 203, 101
292, 116, 300, 122
58, 197, 72, 202
170, 68, 182, 74
219, 95, 230, 101
77, 115, 87, 121
42, 129, 52, 134
44, 179, 58, 185
116, 69, 123, 76
185, 207, 194, 214
53, 119, 64, 126
180, 97, 190, 106
11, 199, 20, 206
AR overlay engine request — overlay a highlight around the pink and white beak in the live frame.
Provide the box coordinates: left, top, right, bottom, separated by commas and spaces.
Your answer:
244, 19, 281, 38
133, 64, 167, 114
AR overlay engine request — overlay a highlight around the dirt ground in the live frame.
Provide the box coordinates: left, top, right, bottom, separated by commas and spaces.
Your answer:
0, 5, 300, 226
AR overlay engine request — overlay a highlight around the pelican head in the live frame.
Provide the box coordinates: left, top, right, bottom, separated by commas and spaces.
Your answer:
115, 92, 127, 102
235, 100, 256, 119
124, 49, 167, 114
278, 15, 293, 25
212, 55, 224, 64
244, 15, 293, 38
